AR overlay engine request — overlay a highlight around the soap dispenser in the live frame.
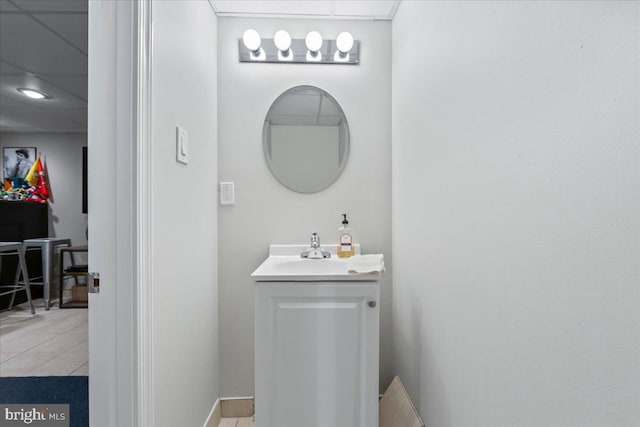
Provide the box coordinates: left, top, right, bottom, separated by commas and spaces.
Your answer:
338, 213, 354, 258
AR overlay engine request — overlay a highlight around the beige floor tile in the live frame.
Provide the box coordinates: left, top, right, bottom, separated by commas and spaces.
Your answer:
236, 417, 255, 427
27, 352, 87, 376
218, 419, 238, 427
0, 352, 56, 376
0, 311, 39, 326
70, 362, 88, 376
39, 317, 86, 334
0, 317, 43, 341
1, 299, 88, 377
64, 339, 88, 354
25, 317, 74, 333
0, 333, 57, 352
0, 352, 19, 363
28, 331, 86, 353
66, 322, 88, 335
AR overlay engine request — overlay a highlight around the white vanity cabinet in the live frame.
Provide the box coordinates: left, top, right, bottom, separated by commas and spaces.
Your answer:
254, 280, 380, 427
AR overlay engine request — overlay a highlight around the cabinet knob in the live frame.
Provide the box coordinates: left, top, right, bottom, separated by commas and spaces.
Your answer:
367, 299, 376, 308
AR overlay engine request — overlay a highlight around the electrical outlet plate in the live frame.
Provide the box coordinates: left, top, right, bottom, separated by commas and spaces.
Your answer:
176, 126, 188, 165
220, 182, 235, 205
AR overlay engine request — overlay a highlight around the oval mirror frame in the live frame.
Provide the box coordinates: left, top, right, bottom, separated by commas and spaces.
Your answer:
262, 85, 350, 193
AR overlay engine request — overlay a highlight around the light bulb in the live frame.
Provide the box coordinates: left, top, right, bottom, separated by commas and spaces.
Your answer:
242, 29, 261, 53
274, 30, 291, 52
336, 32, 354, 54
305, 31, 323, 53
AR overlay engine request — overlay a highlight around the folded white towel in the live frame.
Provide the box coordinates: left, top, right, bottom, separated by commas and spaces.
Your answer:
347, 254, 385, 275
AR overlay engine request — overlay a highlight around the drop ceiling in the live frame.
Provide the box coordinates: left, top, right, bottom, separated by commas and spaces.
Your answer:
0, 0, 398, 134
0, 0, 87, 133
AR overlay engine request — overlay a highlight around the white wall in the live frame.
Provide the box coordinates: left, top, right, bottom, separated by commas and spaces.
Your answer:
150, 1, 219, 425
218, 17, 392, 396
392, 1, 639, 426
0, 132, 88, 248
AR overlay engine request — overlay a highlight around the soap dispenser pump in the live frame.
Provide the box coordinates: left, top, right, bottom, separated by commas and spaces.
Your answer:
338, 213, 354, 258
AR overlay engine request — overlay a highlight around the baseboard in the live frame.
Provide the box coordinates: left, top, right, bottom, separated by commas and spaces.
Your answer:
220, 396, 254, 418
203, 398, 221, 427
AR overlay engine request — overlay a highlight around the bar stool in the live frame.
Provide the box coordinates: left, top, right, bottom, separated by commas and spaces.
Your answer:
0, 242, 35, 314
22, 238, 72, 310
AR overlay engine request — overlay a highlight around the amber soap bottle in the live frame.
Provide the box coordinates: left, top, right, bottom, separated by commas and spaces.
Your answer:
338, 213, 354, 258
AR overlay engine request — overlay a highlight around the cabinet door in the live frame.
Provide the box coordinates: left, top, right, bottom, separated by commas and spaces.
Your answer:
255, 282, 379, 427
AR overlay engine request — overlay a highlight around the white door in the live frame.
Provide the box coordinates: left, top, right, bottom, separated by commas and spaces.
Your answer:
255, 282, 380, 427
87, 1, 152, 425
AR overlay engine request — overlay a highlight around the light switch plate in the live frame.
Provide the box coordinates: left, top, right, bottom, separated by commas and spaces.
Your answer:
176, 126, 188, 164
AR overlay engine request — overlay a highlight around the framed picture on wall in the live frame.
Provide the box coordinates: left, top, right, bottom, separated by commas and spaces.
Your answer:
3, 146, 37, 183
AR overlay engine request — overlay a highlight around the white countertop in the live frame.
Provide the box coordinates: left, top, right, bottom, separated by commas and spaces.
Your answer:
251, 244, 383, 282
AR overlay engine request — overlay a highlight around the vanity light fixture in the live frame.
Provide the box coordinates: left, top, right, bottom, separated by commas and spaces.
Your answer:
238, 30, 359, 65
334, 32, 354, 62
305, 31, 323, 62
274, 30, 292, 61
242, 29, 265, 60
17, 88, 51, 99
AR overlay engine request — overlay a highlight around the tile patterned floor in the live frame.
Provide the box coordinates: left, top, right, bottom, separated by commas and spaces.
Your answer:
219, 417, 255, 427
0, 298, 88, 376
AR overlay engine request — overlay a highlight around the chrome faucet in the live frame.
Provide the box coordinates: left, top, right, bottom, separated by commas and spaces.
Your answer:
300, 232, 331, 259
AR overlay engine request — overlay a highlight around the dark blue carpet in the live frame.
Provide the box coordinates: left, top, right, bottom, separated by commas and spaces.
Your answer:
0, 376, 88, 427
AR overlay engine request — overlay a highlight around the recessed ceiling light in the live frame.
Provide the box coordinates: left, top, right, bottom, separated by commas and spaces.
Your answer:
17, 88, 51, 100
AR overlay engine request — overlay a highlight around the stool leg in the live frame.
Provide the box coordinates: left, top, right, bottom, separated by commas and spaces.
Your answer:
9, 255, 21, 308
42, 243, 52, 310
9, 248, 34, 314
19, 247, 35, 314
8, 250, 21, 310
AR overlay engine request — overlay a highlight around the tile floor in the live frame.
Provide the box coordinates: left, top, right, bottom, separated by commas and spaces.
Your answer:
2, 298, 252, 427
218, 417, 255, 427
0, 298, 88, 376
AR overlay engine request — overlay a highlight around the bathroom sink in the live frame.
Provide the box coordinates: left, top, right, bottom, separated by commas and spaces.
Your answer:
251, 244, 382, 282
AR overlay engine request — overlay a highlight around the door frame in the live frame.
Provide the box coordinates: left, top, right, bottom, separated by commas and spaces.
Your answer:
135, 0, 154, 425
88, 0, 153, 425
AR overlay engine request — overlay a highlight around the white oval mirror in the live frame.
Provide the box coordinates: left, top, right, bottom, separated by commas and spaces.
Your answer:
262, 85, 350, 193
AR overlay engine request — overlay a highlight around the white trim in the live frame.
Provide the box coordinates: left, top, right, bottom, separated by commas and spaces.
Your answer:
212, 12, 389, 20
203, 398, 222, 427
220, 396, 255, 402
88, 1, 142, 424
136, 0, 154, 426
389, 0, 402, 20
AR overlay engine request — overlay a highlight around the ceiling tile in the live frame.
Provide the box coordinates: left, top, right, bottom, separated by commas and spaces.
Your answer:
35, 13, 87, 53
0, 0, 20, 12
0, 59, 23, 74
42, 74, 87, 100
2, 106, 85, 130
0, 115, 31, 130
0, 93, 28, 108
0, 26, 87, 75
0, 13, 50, 35
1, 74, 86, 108
11, 0, 87, 13
57, 107, 86, 125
